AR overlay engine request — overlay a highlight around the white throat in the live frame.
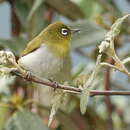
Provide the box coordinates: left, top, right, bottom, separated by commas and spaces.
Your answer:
18, 44, 64, 78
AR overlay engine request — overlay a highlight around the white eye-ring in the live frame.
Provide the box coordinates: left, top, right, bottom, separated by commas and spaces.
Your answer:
61, 28, 68, 36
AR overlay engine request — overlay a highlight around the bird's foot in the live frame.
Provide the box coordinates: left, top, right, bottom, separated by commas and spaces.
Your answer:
10, 68, 20, 75
25, 71, 32, 81
48, 78, 59, 91
10, 68, 32, 81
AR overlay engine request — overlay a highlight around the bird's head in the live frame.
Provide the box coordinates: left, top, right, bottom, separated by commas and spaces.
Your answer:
42, 22, 80, 58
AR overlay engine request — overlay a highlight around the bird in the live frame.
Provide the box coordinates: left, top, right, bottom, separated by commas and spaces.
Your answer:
18, 22, 80, 107
18, 22, 79, 79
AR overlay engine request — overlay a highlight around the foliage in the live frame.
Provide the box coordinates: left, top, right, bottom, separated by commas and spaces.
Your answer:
5, 109, 48, 130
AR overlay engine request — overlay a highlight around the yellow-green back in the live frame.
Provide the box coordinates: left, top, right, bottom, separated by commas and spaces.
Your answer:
21, 22, 73, 58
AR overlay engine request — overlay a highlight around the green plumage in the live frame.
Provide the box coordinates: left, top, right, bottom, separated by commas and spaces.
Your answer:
21, 33, 44, 56
21, 22, 72, 57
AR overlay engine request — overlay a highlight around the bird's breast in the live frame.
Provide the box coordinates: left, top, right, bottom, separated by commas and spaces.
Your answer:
18, 45, 64, 78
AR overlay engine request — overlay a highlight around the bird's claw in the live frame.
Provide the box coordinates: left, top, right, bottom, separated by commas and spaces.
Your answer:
25, 71, 32, 81
48, 78, 58, 91
53, 81, 59, 91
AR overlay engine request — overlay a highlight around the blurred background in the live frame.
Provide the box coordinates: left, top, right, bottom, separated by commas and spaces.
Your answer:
0, 0, 130, 130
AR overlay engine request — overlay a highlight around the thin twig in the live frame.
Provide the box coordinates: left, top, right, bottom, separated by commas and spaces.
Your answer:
100, 62, 118, 70
90, 90, 130, 96
123, 57, 130, 64
10, 70, 130, 96
11, 70, 82, 92
104, 58, 114, 130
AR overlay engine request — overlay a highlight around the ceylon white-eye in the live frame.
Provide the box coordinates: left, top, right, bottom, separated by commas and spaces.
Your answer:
18, 22, 79, 78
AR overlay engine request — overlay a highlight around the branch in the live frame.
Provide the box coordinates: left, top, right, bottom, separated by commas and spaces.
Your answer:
90, 90, 130, 96
11, 70, 130, 96
11, 70, 81, 92
98, 14, 130, 78
123, 57, 130, 64
104, 58, 114, 130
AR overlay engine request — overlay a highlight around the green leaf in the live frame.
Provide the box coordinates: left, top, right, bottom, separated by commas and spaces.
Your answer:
45, 0, 85, 20
0, 37, 27, 55
5, 109, 48, 130
70, 20, 106, 49
28, 0, 44, 21
14, 0, 30, 28
80, 88, 90, 114
80, 55, 101, 114
13, 0, 45, 36
111, 14, 130, 37
48, 90, 64, 127
0, 76, 15, 95
113, 0, 130, 13
0, 0, 5, 3
79, 0, 103, 19
0, 107, 9, 130
27, 5, 46, 37
72, 64, 85, 80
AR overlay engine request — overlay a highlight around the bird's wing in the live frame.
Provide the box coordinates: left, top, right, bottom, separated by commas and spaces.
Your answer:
21, 35, 44, 56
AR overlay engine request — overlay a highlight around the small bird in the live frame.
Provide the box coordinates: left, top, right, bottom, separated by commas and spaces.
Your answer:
18, 22, 79, 79
18, 22, 79, 110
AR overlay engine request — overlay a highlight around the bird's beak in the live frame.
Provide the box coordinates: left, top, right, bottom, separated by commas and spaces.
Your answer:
70, 29, 80, 34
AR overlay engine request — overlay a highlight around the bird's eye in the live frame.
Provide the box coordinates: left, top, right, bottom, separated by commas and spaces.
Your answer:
61, 28, 69, 36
